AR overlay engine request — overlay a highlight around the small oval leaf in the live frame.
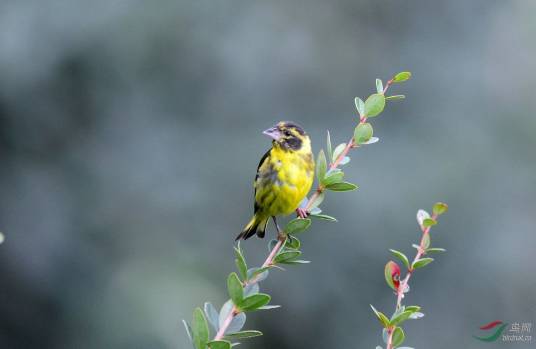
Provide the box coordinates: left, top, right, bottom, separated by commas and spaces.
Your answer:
391, 327, 405, 347
354, 122, 373, 144
364, 93, 386, 117
238, 294, 271, 312
316, 150, 327, 182
224, 330, 263, 340
389, 249, 410, 269
325, 182, 358, 192
227, 272, 243, 304
284, 218, 311, 235
393, 71, 412, 83
412, 257, 434, 270
192, 308, 209, 349
433, 202, 448, 216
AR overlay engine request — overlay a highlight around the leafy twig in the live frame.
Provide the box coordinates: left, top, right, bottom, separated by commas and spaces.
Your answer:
371, 202, 449, 349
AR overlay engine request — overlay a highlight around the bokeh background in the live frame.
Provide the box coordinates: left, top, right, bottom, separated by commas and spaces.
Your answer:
1, 0, 535, 348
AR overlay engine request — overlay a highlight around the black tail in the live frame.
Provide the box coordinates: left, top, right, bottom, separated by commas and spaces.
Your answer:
236, 215, 269, 240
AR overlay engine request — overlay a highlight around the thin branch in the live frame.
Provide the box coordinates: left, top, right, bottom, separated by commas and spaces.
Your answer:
213, 236, 286, 341
386, 213, 438, 349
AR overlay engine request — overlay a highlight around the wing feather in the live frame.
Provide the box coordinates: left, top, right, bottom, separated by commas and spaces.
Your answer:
254, 148, 272, 213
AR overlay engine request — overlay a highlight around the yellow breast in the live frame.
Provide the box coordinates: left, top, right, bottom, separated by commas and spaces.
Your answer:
255, 145, 314, 217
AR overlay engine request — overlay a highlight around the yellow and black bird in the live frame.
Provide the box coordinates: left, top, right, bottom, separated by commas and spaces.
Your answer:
236, 122, 314, 240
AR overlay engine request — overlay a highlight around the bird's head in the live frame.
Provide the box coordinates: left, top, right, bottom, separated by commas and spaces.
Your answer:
263, 121, 310, 152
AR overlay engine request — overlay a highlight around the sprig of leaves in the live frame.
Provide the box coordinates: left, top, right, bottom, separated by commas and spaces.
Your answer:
373, 202, 448, 349
183, 72, 411, 349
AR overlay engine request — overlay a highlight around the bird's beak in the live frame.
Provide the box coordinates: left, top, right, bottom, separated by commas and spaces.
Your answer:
262, 126, 282, 141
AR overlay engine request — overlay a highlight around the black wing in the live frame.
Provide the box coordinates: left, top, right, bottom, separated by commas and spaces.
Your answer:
253, 148, 272, 213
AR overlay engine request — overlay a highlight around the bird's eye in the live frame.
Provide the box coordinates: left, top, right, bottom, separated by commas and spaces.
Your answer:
284, 130, 291, 136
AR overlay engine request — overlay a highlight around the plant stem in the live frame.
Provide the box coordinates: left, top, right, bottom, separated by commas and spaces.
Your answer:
386, 213, 438, 349
213, 235, 286, 341
386, 329, 393, 349
330, 138, 355, 169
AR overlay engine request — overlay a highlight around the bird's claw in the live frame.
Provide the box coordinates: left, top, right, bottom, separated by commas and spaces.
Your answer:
296, 207, 309, 219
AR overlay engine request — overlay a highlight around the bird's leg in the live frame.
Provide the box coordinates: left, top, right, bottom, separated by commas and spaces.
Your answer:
272, 216, 282, 234
272, 216, 286, 241
296, 207, 308, 219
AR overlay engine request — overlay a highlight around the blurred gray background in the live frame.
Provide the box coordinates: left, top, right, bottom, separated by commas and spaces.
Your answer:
1, 0, 535, 348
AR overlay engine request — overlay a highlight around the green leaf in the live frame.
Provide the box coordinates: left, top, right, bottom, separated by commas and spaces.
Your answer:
316, 150, 327, 182
204, 302, 220, 331
274, 250, 301, 264
385, 95, 405, 101
285, 236, 301, 250
404, 305, 421, 313
354, 122, 373, 144
422, 218, 437, 227
376, 78, 384, 94
284, 218, 311, 235
308, 192, 325, 210
422, 233, 431, 249
309, 213, 338, 222
384, 261, 399, 291
391, 327, 405, 347
426, 247, 446, 254
224, 330, 263, 339
192, 308, 209, 349
322, 169, 344, 186
389, 249, 410, 269
238, 294, 271, 312
326, 131, 333, 163
433, 202, 448, 216
332, 143, 346, 162
355, 97, 365, 116
227, 272, 243, 304
370, 305, 390, 328
390, 310, 414, 326
393, 71, 412, 83
207, 340, 231, 349
234, 245, 248, 281
412, 257, 434, 270
325, 182, 358, 192
364, 93, 386, 117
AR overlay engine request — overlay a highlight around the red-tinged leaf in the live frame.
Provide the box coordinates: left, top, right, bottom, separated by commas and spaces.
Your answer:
384, 261, 401, 291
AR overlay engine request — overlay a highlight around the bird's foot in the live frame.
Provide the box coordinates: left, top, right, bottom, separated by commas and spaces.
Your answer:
296, 207, 309, 219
